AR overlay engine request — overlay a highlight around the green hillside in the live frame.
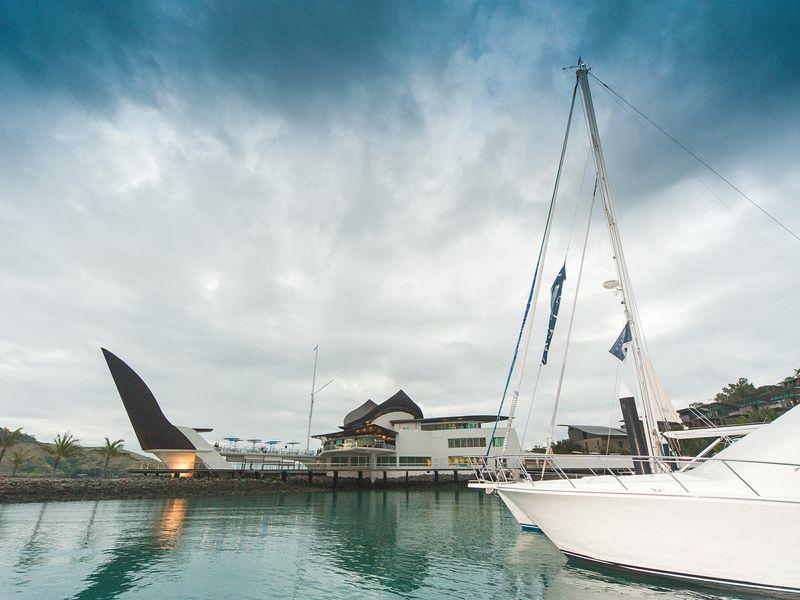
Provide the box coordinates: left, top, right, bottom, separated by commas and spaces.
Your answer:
0, 427, 158, 478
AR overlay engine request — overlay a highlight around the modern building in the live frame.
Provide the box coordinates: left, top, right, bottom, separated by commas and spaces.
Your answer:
103, 348, 519, 479
313, 390, 520, 479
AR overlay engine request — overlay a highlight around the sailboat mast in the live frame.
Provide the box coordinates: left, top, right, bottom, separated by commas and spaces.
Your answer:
575, 60, 661, 458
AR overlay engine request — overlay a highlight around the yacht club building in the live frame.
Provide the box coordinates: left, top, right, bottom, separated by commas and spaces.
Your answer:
101, 347, 519, 479
314, 390, 520, 478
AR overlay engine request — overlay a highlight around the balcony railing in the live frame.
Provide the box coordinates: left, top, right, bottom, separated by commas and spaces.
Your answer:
216, 445, 318, 456
322, 439, 396, 451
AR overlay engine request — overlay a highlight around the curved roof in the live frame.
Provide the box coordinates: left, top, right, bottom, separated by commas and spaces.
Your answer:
342, 390, 423, 429
370, 389, 423, 421
343, 399, 378, 428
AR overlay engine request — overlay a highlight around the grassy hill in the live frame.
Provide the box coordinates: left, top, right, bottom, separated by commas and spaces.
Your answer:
0, 427, 159, 478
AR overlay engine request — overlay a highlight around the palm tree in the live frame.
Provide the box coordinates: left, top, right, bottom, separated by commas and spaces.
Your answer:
0, 427, 24, 466
96, 438, 125, 477
43, 432, 82, 474
10, 447, 34, 477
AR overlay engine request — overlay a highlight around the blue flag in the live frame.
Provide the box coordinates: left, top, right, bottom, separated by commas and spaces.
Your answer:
609, 322, 633, 361
541, 264, 567, 365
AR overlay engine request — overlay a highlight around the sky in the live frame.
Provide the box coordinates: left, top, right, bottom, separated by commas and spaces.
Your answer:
1, 1, 798, 455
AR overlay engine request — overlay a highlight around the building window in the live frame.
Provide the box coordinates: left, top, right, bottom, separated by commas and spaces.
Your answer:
330, 456, 348, 466
447, 437, 487, 448
491, 437, 505, 448
351, 456, 368, 466
399, 456, 431, 467
421, 422, 481, 431
448, 456, 479, 465
377, 456, 396, 467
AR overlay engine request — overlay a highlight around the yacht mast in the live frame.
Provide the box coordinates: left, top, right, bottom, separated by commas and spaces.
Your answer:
575, 60, 663, 457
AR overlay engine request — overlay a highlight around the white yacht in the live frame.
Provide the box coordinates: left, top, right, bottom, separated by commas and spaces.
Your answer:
472, 58, 800, 595
493, 406, 800, 594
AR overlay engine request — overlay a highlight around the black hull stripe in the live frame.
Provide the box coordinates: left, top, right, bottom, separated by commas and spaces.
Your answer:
561, 550, 800, 594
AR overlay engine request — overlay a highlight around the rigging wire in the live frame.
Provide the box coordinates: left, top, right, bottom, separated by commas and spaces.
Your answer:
544, 179, 598, 453
588, 71, 800, 244
487, 82, 579, 457
518, 150, 591, 452
564, 148, 592, 253
519, 363, 543, 451
596, 80, 800, 279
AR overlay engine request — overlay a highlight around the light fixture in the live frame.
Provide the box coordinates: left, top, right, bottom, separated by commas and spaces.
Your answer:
603, 279, 620, 289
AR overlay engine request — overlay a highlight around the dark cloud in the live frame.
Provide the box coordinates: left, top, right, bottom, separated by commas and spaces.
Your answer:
0, 1, 797, 452
0, 1, 475, 121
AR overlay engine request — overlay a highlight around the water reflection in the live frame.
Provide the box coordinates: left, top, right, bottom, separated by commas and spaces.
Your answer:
307, 489, 431, 594
0, 491, 743, 600
72, 498, 188, 599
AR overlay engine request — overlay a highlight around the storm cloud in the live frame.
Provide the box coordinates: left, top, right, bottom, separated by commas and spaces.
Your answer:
1, 1, 798, 453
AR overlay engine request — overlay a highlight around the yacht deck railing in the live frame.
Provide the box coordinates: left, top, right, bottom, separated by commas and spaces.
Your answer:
471, 454, 800, 499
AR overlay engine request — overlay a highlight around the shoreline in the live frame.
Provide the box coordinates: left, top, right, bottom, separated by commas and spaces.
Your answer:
0, 475, 468, 504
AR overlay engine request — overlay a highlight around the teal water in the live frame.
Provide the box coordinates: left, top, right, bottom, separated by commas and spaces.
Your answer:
1, 489, 743, 599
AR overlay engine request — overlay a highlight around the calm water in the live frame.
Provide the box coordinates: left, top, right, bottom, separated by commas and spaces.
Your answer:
0, 489, 748, 599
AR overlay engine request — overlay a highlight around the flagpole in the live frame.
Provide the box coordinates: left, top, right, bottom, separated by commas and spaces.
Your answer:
305, 345, 319, 453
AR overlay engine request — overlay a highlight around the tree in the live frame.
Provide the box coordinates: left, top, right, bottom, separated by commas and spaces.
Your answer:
96, 438, 125, 477
0, 427, 24, 466
43, 432, 82, 473
10, 447, 33, 477
552, 438, 583, 454
714, 378, 757, 404
747, 407, 779, 424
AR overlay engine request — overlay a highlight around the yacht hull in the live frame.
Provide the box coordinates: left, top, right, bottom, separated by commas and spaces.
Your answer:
499, 486, 800, 594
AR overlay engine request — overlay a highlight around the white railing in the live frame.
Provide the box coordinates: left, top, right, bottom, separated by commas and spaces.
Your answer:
471, 454, 800, 499
322, 440, 396, 451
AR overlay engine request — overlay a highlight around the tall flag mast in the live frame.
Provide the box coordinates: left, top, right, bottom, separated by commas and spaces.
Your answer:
575, 58, 679, 458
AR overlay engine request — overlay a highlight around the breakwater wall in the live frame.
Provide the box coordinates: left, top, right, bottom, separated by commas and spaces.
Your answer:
0, 474, 468, 504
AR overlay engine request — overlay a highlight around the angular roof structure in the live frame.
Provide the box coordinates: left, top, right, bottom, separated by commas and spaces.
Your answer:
342, 399, 378, 428
340, 389, 423, 429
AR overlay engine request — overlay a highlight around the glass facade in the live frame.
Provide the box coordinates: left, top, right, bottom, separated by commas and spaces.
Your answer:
377, 456, 396, 466
399, 456, 431, 466
491, 437, 504, 448
447, 437, 487, 448
421, 422, 480, 431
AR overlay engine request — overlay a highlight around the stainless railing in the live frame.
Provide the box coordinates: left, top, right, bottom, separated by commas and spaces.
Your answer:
471, 454, 800, 498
